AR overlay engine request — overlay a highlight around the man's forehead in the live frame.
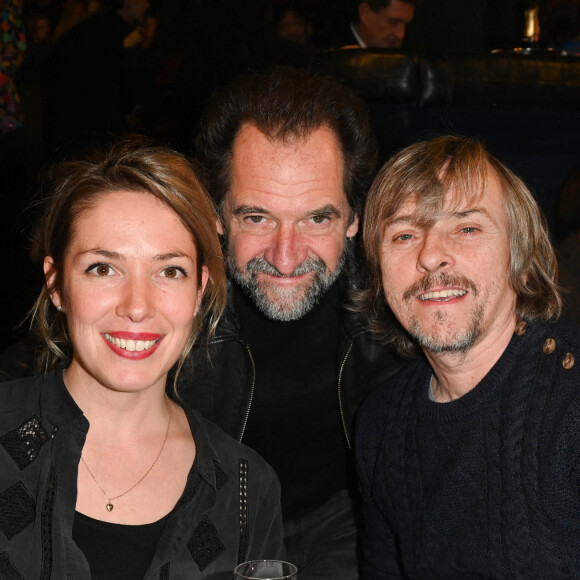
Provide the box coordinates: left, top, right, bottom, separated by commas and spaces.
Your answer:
386, 186, 499, 226
380, 0, 415, 22
226, 123, 349, 210
233, 122, 339, 153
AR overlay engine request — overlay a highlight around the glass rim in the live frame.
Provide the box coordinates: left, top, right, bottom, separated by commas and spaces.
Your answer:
233, 559, 298, 579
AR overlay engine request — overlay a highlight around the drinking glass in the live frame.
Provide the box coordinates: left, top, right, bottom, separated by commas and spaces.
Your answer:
233, 559, 298, 579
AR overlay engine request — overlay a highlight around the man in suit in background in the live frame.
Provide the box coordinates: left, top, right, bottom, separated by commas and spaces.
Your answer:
316, 0, 416, 49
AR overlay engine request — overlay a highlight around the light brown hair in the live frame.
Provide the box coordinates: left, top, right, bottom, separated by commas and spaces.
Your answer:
30, 136, 227, 382
358, 135, 561, 357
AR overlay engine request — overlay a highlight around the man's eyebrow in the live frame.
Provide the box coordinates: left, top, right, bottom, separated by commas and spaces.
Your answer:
232, 204, 343, 219
452, 207, 491, 219
306, 205, 342, 219
232, 205, 268, 216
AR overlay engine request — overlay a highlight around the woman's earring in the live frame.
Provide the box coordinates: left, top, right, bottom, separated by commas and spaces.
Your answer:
57, 305, 62, 312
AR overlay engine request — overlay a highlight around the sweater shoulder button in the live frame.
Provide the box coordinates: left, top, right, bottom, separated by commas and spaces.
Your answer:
543, 338, 556, 354
562, 352, 575, 370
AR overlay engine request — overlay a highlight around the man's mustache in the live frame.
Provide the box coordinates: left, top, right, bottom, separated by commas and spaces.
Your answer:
402, 272, 477, 302
245, 256, 327, 278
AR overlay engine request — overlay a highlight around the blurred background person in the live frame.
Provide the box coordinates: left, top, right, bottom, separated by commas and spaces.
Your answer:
41, 0, 149, 155
0, 0, 32, 357
274, 0, 314, 46
314, 0, 417, 49
0, 0, 26, 135
51, 0, 101, 42
168, 0, 315, 152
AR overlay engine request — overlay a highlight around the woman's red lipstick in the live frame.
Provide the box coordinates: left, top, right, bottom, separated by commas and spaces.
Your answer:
102, 332, 163, 360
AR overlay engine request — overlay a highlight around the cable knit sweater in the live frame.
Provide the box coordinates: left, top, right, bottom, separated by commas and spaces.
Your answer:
355, 319, 580, 579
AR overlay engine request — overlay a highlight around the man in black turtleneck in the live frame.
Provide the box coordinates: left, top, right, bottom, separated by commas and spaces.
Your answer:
178, 66, 402, 580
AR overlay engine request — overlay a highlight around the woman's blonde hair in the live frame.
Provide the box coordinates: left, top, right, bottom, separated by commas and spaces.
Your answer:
30, 136, 227, 386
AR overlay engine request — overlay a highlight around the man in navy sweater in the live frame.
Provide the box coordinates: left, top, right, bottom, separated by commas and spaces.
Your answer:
355, 135, 580, 578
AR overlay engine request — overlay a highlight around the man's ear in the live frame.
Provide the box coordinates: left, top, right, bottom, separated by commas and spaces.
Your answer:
358, 2, 373, 26
43, 256, 63, 310
346, 213, 360, 238
216, 217, 225, 236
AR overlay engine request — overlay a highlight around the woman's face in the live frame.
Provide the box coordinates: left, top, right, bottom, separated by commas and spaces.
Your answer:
46, 190, 208, 395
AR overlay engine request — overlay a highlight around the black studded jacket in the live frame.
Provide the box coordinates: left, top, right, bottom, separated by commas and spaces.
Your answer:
0, 369, 284, 579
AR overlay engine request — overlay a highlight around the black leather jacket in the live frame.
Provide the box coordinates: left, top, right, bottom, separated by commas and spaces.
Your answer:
177, 279, 403, 447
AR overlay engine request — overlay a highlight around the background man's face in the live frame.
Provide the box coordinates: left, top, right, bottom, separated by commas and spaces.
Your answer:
358, 0, 415, 48
121, 0, 150, 26
219, 124, 358, 321
378, 167, 517, 355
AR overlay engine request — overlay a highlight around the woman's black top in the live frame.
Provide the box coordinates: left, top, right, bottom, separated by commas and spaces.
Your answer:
73, 511, 170, 579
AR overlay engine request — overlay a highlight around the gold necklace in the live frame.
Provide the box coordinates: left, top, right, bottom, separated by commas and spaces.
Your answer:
81, 395, 172, 512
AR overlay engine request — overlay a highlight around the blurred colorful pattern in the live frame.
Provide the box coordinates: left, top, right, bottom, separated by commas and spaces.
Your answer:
0, 0, 26, 134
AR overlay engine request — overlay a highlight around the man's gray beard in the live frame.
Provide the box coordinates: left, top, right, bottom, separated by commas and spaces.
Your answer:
409, 302, 484, 354
228, 252, 346, 321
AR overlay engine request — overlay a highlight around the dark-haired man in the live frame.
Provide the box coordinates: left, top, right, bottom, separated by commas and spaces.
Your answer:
318, 0, 416, 49
356, 135, 580, 578
180, 66, 402, 579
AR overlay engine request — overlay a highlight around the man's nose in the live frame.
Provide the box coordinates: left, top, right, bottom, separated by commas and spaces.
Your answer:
417, 230, 455, 274
265, 225, 308, 275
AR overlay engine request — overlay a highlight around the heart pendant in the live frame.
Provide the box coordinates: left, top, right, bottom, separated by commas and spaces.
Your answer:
106, 503, 114, 512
